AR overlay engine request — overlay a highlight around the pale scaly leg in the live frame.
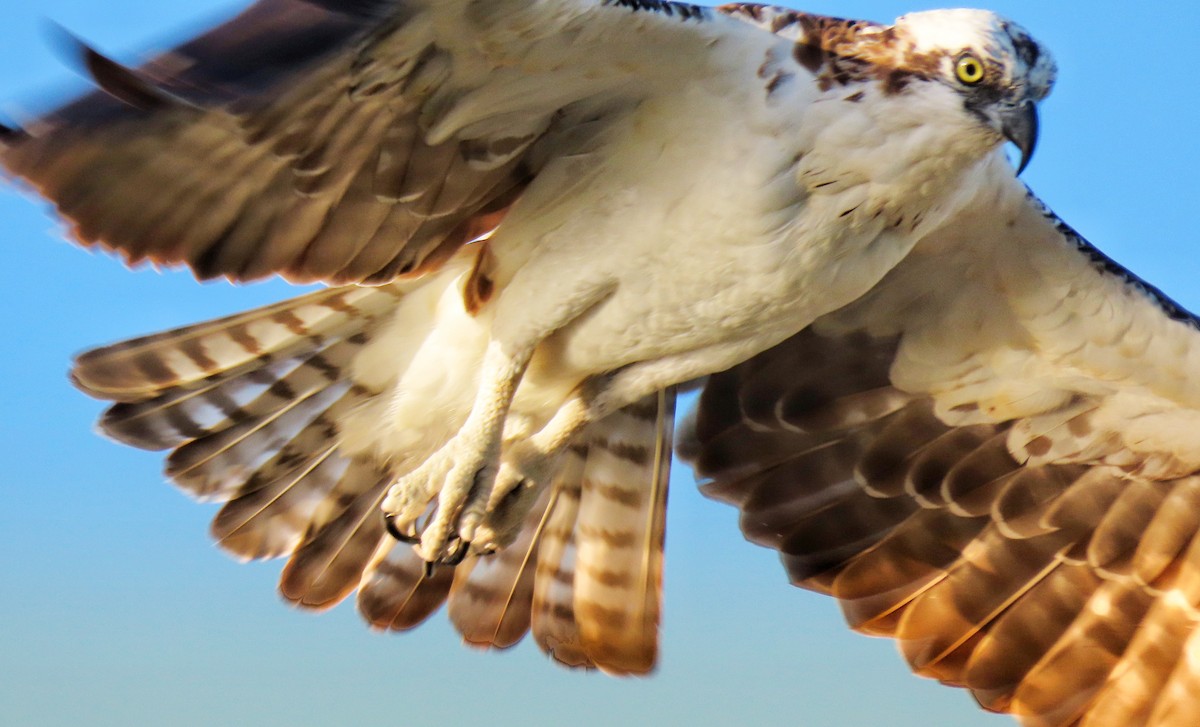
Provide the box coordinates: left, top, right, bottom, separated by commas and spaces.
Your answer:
468, 336, 771, 551
459, 394, 591, 551
382, 283, 617, 563
381, 340, 534, 562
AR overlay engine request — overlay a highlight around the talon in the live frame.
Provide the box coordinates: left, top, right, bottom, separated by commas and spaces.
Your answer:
423, 560, 436, 579
441, 538, 469, 566
383, 513, 419, 544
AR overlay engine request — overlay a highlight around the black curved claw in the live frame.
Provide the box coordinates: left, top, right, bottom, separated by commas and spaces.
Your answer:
440, 538, 469, 567
383, 513, 420, 544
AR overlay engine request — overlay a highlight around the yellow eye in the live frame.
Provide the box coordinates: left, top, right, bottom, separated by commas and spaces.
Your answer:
955, 54, 986, 85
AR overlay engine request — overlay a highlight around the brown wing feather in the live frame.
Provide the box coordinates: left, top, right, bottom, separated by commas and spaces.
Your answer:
0, 0, 531, 284
685, 325, 1200, 726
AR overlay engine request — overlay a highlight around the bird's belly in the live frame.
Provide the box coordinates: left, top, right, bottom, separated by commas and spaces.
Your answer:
546, 248, 807, 371
494, 80, 917, 397
521, 192, 919, 390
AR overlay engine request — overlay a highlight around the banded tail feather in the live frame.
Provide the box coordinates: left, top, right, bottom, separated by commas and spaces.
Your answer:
572, 389, 673, 675
531, 389, 674, 674
73, 278, 675, 672
357, 389, 676, 674
75, 284, 400, 568
73, 285, 403, 400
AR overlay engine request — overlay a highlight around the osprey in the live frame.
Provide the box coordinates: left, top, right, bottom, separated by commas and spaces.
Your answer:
3, 0, 1198, 723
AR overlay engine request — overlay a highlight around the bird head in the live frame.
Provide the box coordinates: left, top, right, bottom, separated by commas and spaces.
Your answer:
886, 9, 1058, 173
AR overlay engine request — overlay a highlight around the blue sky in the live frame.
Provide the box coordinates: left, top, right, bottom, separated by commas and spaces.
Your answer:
1, 2, 1197, 726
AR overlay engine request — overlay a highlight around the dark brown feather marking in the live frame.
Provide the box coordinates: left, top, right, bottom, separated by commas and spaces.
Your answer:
686, 317, 1200, 724
463, 242, 497, 316
721, 6, 947, 95
793, 42, 824, 74
577, 524, 638, 549
602, 0, 708, 21
587, 435, 651, 466
307, 353, 341, 382
226, 323, 264, 356
177, 337, 220, 372
577, 563, 634, 589
585, 480, 645, 508
134, 351, 179, 385
272, 309, 312, 337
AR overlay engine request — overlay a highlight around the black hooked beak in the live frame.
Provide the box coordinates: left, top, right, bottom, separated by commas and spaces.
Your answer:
1001, 99, 1039, 175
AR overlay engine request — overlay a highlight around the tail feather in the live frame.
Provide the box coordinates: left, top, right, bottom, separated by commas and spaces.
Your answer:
573, 389, 673, 675
448, 486, 553, 649
280, 482, 391, 609
531, 455, 591, 668
209, 445, 345, 559
357, 542, 456, 630
99, 334, 362, 450
528, 389, 676, 673
73, 277, 677, 672
338, 389, 677, 672
167, 384, 360, 500
72, 285, 402, 399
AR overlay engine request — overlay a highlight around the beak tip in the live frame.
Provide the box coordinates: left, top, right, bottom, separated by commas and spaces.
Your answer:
1002, 99, 1039, 176
1015, 150, 1032, 176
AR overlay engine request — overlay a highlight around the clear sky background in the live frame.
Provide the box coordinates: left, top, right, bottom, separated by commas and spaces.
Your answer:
1, 2, 1196, 726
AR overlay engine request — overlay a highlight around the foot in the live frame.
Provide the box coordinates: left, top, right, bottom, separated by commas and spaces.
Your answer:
460, 441, 565, 552
381, 434, 499, 563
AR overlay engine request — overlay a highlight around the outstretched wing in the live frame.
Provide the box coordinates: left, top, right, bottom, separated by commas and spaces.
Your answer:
0, 0, 746, 284
682, 164, 1200, 727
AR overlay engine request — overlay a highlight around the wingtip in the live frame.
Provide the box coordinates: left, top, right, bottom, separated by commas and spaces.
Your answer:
41, 20, 89, 68
43, 20, 174, 111
0, 120, 23, 146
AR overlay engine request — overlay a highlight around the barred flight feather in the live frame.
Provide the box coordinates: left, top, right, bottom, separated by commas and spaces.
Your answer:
73, 285, 402, 400
70, 274, 675, 673
357, 540, 457, 630
448, 486, 554, 650
98, 336, 351, 451
573, 389, 673, 675
526, 390, 674, 673
685, 325, 1200, 726
280, 484, 392, 608
168, 384, 359, 501
350, 390, 675, 670
531, 450, 592, 668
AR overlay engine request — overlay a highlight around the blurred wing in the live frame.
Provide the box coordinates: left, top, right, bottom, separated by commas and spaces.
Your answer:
0, 0, 736, 284
682, 169, 1200, 726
